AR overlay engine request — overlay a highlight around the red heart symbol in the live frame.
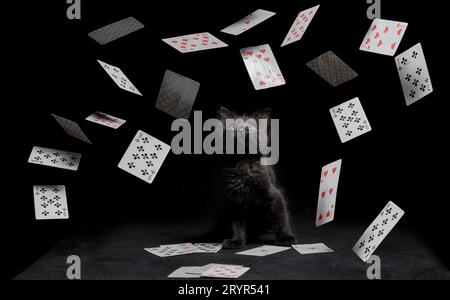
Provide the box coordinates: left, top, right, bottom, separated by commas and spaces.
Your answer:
371, 24, 377, 31
377, 40, 383, 47
259, 80, 266, 86
324, 171, 328, 177
365, 38, 371, 45
328, 188, 334, 195
263, 58, 270, 62
319, 214, 323, 221
374, 32, 380, 39
259, 49, 266, 54
331, 204, 335, 209
246, 51, 253, 56
244, 20, 250, 24
326, 211, 331, 218
397, 29, 403, 36
384, 26, 389, 33
255, 54, 262, 59
390, 43, 396, 50
321, 192, 326, 198
332, 167, 337, 174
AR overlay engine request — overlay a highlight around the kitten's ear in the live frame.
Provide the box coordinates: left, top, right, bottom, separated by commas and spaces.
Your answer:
217, 105, 234, 120
256, 107, 272, 119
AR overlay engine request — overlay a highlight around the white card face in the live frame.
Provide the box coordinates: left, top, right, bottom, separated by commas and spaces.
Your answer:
185, 264, 218, 275
292, 243, 334, 255
201, 264, 250, 279
194, 243, 223, 253
240, 44, 286, 90
118, 130, 171, 184
162, 32, 228, 53
97, 60, 142, 96
221, 9, 275, 35
330, 97, 372, 143
316, 159, 342, 227
168, 267, 202, 278
51, 114, 92, 144
236, 245, 290, 257
360, 19, 408, 56
86, 111, 126, 129
145, 243, 199, 257
281, 5, 320, 47
28, 146, 82, 171
352, 201, 405, 262
33, 185, 69, 220
395, 43, 433, 106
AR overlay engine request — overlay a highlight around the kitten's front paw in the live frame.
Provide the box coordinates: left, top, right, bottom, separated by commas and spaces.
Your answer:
223, 239, 246, 249
275, 235, 296, 246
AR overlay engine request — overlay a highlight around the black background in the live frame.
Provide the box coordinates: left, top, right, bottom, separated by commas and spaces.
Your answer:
5, 0, 448, 279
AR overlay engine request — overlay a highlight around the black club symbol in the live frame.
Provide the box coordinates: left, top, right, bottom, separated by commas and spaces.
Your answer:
127, 162, 135, 169
412, 79, 419, 87
52, 188, 60, 193
348, 103, 355, 109
150, 170, 156, 175
364, 247, 371, 254
405, 74, 412, 82
51, 159, 58, 164
345, 131, 353, 137
336, 108, 343, 114
141, 153, 149, 159
146, 161, 154, 167
68, 162, 75, 166
141, 169, 149, 176
368, 235, 374, 242
37, 150, 44, 154
137, 146, 145, 152
48, 199, 55, 204
41, 203, 48, 208
342, 123, 349, 129
359, 241, 365, 249
401, 57, 408, 65
155, 145, 162, 151
372, 225, 378, 232
34, 156, 42, 161
382, 218, 389, 226
347, 117, 354, 122
351, 110, 358, 116
55, 203, 62, 208
354, 117, 361, 123
386, 208, 392, 214
150, 153, 158, 159
392, 213, 399, 220
409, 90, 416, 98
61, 157, 67, 162
357, 125, 365, 131
70, 155, 77, 160
54, 195, 61, 201
39, 188, 47, 193
420, 84, 426, 92
339, 116, 346, 121
411, 51, 418, 59
141, 137, 149, 144
53, 152, 60, 157
416, 67, 422, 75
42, 211, 49, 216
44, 154, 51, 159
377, 229, 385, 237
132, 154, 141, 160
55, 211, 62, 216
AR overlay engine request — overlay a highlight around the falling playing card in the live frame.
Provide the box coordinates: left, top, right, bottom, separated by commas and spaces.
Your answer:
162, 32, 227, 53
28, 146, 81, 171
281, 5, 320, 47
97, 60, 142, 96
118, 130, 171, 184
236, 245, 290, 257
155, 70, 200, 119
145, 243, 199, 257
194, 243, 223, 253
51, 114, 92, 144
353, 201, 405, 262
167, 267, 202, 278
33, 185, 69, 220
292, 243, 334, 255
240, 44, 286, 90
330, 97, 372, 143
201, 264, 250, 279
360, 19, 408, 56
316, 159, 342, 227
88, 17, 144, 45
86, 111, 126, 129
221, 9, 275, 35
306, 51, 358, 87
395, 43, 433, 106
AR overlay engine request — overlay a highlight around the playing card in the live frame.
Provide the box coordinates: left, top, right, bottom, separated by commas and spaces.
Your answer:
97, 60, 142, 96
185, 264, 218, 275
306, 51, 358, 87
51, 114, 92, 144
86, 111, 126, 129
236, 245, 290, 257
145, 243, 199, 257
330, 97, 372, 143
33, 185, 69, 220
162, 32, 227, 53
168, 267, 202, 278
316, 159, 342, 227
28, 146, 81, 171
281, 5, 320, 47
155, 70, 200, 119
395, 43, 433, 106
194, 243, 223, 253
352, 201, 405, 262
221, 9, 275, 35
118, 130, 171, 184
88, 17, 144, 45
201, 264, 250, 279
160, 243, 201, 254
360, 19, 408, 56
240, 44, 286, 90
292, 243, 334, 255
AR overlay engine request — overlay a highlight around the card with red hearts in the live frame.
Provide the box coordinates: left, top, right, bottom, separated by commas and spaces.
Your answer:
360, 19, 408, 56
240, 44, 286, 90
162, 32, 227, 53
316, 159, 342, 227
281, 5, 320, 47
221, 9, 275, 36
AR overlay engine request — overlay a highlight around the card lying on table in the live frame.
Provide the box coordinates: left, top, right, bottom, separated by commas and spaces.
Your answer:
236, 245, 290, 257
33, 185, 69, 220
194, 243, 223, 253
292, 243, 334, 255
281, 5, 320, 47
240, 44, 286, 90
118, 130, 171, 184
395, 43, 433, 106
162, 32, 227, 53
221, 9, 275, 35
330, 97, 371, 143
352, 201, 405, 262
201, 264, 250, 279
28, 146, 81, 171
316, 159, 342, 227
360, 19, 407, 56
88, 17, 144, 45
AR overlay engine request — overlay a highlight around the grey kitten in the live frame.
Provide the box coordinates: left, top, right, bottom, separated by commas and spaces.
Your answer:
217, 106, 296, 249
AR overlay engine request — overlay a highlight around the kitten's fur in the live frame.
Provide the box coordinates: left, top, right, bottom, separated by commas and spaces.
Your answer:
217, 106, 296, 249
